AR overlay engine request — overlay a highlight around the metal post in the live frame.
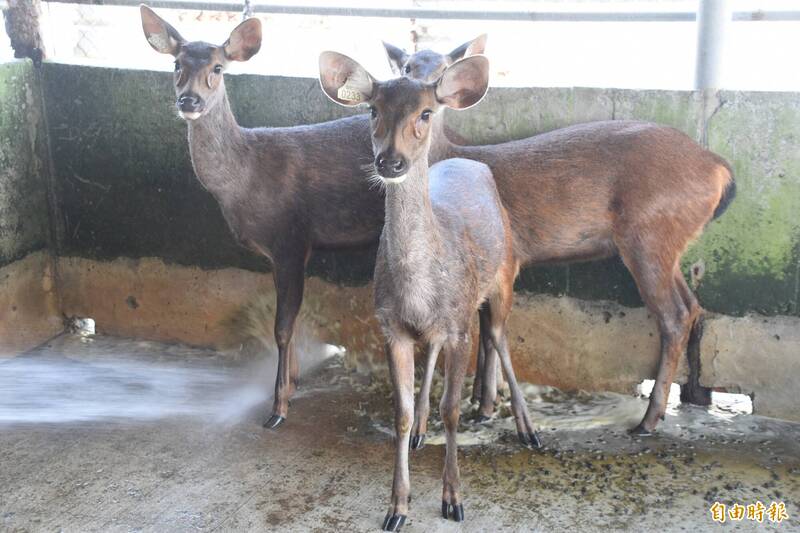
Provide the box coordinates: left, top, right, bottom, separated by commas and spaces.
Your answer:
694, 0, 730, 90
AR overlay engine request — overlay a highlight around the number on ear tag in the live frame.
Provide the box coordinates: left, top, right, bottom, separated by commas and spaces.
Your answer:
337, 84, 362, 103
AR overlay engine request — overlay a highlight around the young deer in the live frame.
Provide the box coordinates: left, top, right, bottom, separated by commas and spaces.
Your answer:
320, 52, 534, 530
383, 34, 510, 432
385, 39, 737, 435
139, 8, 488, 430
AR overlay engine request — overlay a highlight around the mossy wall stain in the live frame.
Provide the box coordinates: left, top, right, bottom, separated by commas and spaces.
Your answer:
40, 64, 800, 316
0, 61, 50, 267
683, 91, 800, 316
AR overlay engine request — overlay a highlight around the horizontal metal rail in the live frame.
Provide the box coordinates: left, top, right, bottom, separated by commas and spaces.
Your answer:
38, 0, 800, 23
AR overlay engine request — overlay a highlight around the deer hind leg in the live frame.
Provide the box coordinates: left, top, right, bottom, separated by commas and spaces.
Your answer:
483, 291, 542, 449
675, 270, 712, 406
475, 306, 499, 421
411, 339, 444, 450
440, 334, 470, 523
470, 309, 485, 404
264, 254, 307, 430
620, 247, 694, 435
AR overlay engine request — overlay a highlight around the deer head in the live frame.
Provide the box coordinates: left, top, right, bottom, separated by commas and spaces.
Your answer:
319, 52, 489, 183
382, 34, 487, 83
140, 5, 261, 120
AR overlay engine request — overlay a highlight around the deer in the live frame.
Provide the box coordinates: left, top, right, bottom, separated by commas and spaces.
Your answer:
384, 36, 518, 448
139, 7, 500, 432
383, 38, 737, 437
319, 50, 533, 530
140, 7, 514, 438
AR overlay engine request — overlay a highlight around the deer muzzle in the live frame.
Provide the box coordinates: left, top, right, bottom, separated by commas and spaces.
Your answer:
375, 153, 408, 183
176, 93, 204, 120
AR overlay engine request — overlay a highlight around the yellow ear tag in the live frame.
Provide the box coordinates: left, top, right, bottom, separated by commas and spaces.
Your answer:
337, 84, 363, 103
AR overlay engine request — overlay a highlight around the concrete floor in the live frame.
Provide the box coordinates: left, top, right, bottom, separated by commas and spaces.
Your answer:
1, 334, 799, 532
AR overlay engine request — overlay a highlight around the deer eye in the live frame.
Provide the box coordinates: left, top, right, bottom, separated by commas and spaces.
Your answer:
403, 64, 411, 74
370, 106, 378, 119
174, 61, 181, 72
213, 65, 223, 74
420, 109, 432, 121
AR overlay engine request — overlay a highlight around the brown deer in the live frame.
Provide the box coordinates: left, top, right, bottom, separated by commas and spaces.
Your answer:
384, 39, 737, 436
385, 36, 516, 446
320, 50, 534, 530
139, 7, 491, 431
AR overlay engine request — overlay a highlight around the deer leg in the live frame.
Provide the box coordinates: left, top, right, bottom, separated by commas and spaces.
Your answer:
624, 259, 693, 435
476, 305, 498, 421
470, 314, 485, 405
440, 335, 470, 523
675, 271, 712, 406
382, 336, 415, 532
263, 255, 307, 430
411, 339, 443, 450
483, 300, 542, 449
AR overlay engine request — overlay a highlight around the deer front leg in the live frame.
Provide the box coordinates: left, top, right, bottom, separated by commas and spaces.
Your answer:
440, 335, 470, 523
411, 339, 443, 450
263, 254, 307, 430
383, 336, 415, 532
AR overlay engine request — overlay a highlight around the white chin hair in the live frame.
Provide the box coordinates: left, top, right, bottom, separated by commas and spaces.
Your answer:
179, 111, 201, 120
381, 174, 407, 185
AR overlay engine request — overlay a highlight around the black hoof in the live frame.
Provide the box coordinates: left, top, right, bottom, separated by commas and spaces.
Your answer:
628, 424, 653, 437
442, 501, 464, 522
518, 431, 543, 449
382, 513, 406, 532
474, 414, 491, 423
410, 434, 425, 450
263, 414, 286, 430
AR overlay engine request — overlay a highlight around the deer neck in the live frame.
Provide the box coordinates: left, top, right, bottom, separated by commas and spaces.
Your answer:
382, 155, 443, 271
186, 88, 249, 202
427, 111, 452, 164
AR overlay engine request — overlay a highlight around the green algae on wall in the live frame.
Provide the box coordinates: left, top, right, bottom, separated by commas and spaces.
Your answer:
683, 91, 800, 316
0, 60, 50, 268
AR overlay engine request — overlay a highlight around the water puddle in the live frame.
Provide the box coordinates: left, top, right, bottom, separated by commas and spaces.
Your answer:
0, 334, 340, 425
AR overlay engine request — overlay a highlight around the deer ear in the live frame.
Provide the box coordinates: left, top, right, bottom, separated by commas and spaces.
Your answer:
435, 55, 490, 110
140, 4, 185, 56
446, 34, 488, 63
382, 41, 409, 75
224, 18, 262, 62
319, 51, 375, 107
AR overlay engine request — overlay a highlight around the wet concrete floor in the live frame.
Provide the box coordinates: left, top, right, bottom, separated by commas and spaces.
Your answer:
1, 334, 798, 532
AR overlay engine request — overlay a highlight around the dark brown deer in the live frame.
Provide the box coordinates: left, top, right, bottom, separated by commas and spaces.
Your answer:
139, 8, 491, 430
320, 51, 534, 531
385, 40, 737, 436
138, 6, 384, 429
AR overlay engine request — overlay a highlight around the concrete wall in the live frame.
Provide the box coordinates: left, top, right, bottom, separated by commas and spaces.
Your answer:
42, 64, 800, 317
0, 61, 61, 353
0, 61, 50, 267
1, 60, 798, 421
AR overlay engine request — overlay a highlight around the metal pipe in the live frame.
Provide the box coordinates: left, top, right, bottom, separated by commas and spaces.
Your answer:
38, 0, 800, 23
695, 0, 730, 90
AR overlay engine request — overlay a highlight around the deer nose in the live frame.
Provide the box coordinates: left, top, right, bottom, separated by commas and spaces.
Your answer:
375, 154, 407, 178
177, 94, 202, 112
